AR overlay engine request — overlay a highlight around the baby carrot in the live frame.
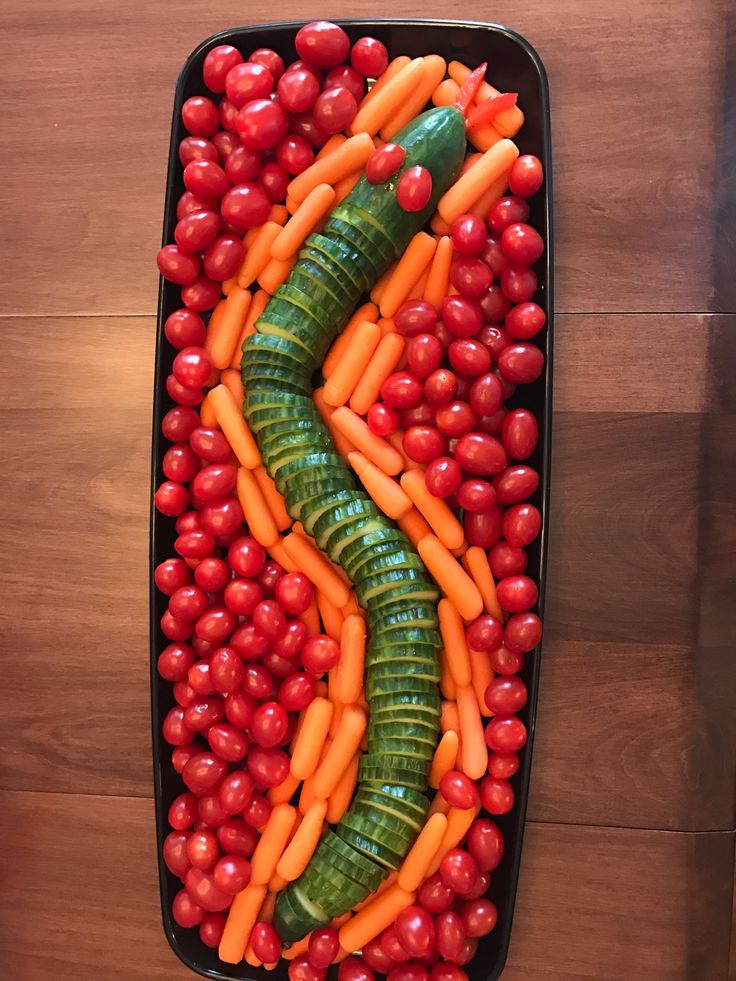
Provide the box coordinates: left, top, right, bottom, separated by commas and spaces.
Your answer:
432, 77, 459, 107
341, 591, 362, 617
283, 532, 351, 609
351, 57, 425, 137
221, 367, 245, 408
290, 697, 333, 780
417, 535, 483, 621
467, 122, 503, 153
218, 883, 268, 964
258, 254, 297, 294
244, 944, 262, 968
334, 613, 366, 704
326, 751, 360, 824
441, 699, 460, 734
253, 464, 292, 532
282, 934, 312, 960
469, 169, 511, 220
199, 393, 218, 427
300, 594, 322, 636
423, 235, 453, 309
428, 792, 451, 817
448, 60, 525, 137
379, 55, 447, 140
322, 302, 380, 378
408, 265, 430, 300
437, 139, 519, 225
250, 803, 298, 885
269, 203, 289, 225
236, 467, 280, 548
430, 213, 452, 235
277, 799, 328, 881
331, 407, 404, 476
385, 433, 421, 475
462, 546, 504, 619
349, 451, 413, 520
397, 507, 432, 549
238, 221, 282, 288
438, 598, 472, 687
469, 645, 494, 716
378, 317, 396, 335
208, 384, 260, 468
288, 133, 374, 204
324, 321, 382, 407
400, 470, 465, 550
222, 275, 237, 296
267, 538, 299, 573
316, 134, 347, 160
357, 56, 411, 111
340, 883, 416, 954
370, 262, 396, 305
206, 298, 226, 346
333, 168, 362, 205
268, 770, 301, 806
397, 812, 448, 891
429, 730, 460, 789
230, 289, 269, 368
439, 646, 457, 700
206, 286, 251, 369
286, 195, 299, 215
329, 700, 345, 735
271, 183, 336, 261
425, 803, 481, 877
456, 683, 487, 780
316, 589, 345, 642
313, 387, 358, 459
311, 704, 367, 799
379, 232, 437, 319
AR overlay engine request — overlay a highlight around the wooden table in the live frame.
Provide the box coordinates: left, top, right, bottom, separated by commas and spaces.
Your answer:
1, 2, 734, 978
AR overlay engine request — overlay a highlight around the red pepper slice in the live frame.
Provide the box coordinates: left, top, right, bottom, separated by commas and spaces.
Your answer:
465, 92, 519, 130
453, 62, 488, 115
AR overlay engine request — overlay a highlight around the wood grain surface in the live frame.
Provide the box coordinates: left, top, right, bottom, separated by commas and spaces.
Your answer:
0, 0, 734, 979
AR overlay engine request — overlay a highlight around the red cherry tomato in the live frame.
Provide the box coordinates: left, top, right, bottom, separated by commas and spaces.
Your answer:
464, 504, 505, 549
465, 615, 503, 652
219, 98, 239, 132
457, 478, 496, 513
217, 770, 254, 815
496, 574, 538, 612
169, 584, 208, 620
275, 572, 314, 616
488, 749, 519, 778
455, 432, 507, 476
172, 888, 205, 927
406, 334, 442, 378
363, 936, 395, 973
184, 698, 225, 734
397, 166, 432, 212
451, 214, 487, 256
489, 642, 525, 675
313, 85, 358, 133
488, 541, 528, 579
435, 909, 466, 960
249, 48, 285, 81
251, 921, 282, 963
479, 775, 515, 815
424, 368, 458, 406
203, 45, 243, 92
351, 36, 389, 76
502, 503, 541, 548
430, 966, 468, 981
278, 68, 321, 113
243, 794, 271, 829
485, 676, 528, 716
180, 274, 221, 312
188, 661, 216, 696
164, 829, 192, 876
225, 62, 274, 109
448, 339, 491, 378
200, 498, 244, 538
302, 634, 340, 674
340, 958, 375, 981
220, 182, 271, 230
246, 746, 289, 788
505, 301, 546, 340
162, 405, 201, 444
168, 791, 199, 830
425, 457, 462, 498
462, 897, 498, 937
213, 854, 251, 894
276, 135, 314, 176
158, 641, 195, 681
259, 162, 290, 204
502, 408, 539, 460
403, 426, 446, 464
257, 559, 285, 596
396, 905, 435, 958
309, 926, 340, 968
279, 672, 318, 711
162, 706, 194, 746
439, 770, 480, 809
217, 819, 258, 857
381, 371, 424, 409
440, 848, 478, 895
185, 867, 232, 912
367, 402, 400, 436
498, 343, 544, 384
204, 235, 245, 280
165, 309, 207, 350
175, 528, 216, 560
173, 680, 198, 708
155, 481, 189, 517
177, 190, 216, 220
209, 723, 249, 762
435, 401, 477, 438
487, 195, 530, 234
252, 701, 289, 747
509, 154, 544, 197
182, 96, 219, 137
466, 818, 504, 871
441, 296, 483, 338
400, 401, 435, 428
492, 466, 539, 506
482, 234, 509, 277
366, 143, 407, 184
289, 111, 330, 149
228, 536, 266, 577
504, 611, 542, 654
173, 346, 213, 390
387, 966, 428, 981
157, 245, 200, 285
222, 580, 260, 618
272, 620, 308, 658
501, 223, 544, 265
418, 872, 454, 913
468, 372, 502, 416
182, 750, 227, 794
296, 21, 350, 69
501, 264, 537, 303
324, 64, 365, 101
381, 925, 412, 962
200, 911, 227, 948
225, 145, 263, 183
450, 257, 492, 298
186, 828, 219, 870
290, 952, 327, 981
484, 714, 528, 753
479, 285, 512, 325
395, 299, 438, 337
174, 209, 220, 252
183, 159, 230, 198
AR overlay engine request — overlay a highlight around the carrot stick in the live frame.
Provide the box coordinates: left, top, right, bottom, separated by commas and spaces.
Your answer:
250, 803, 298, 885
268, 770, 301, 806
222, 275, 237, 296
398, 813, 448, 891
467, 122, 503, 153
331, 407, 404, 476
313, 386, 357, 459
348, 451, 412, 520
206, 297, 227, 344
339, 884, 416, 954
333, 168, 362, 205
438, 599, 472, 687
283, 533, 350, 609
341, 591, 362, 617
218, 883, 268, 964
430, 213, 452, 235
253, 465, 292, 532
469, 170, 510, 221
316, 134, 347, 160
331, 912, 353, 929
205, 286, 251, 369
351, 57, 426, 137
300, 596, 322, 637
379, 55, 447, 141
378, 317, 396, 336
370, 263, 396, 305
357, 56, 411, 111
316, 589, 346, 642
439, 646, 457, 700
221, 367, 245, 408
311, 704, 367, 799
244, 943, 262, 968
199, 393, 218, 427
408, 266, 430, 300
428, 791, 451, 817
282, 934, 312, 960
448, 61, 525, 137
379, 232, 437, 319
236, 467, 280, 548
326, 751, 360, 824
462, 546, 504, 619
324, 321, 382, 407
417, 534, 483, 620
277, 799, 328, 881
432, 77, 460, 107
383, 433, 420, 475
334, 614, 366, 704
288, 133, 374, 204
328, 700, 345, 735
423, 235, 453, 309
208, 384, 261, 468
229, 289, 269, 368
469, 645, 493, 717
400, 470, 465, 550
238, 222, 283, 288
429, 730, 460, 789
267, 538, 299, 573
397, 507, 432, 549
258, 254, 297, 294
456, 684, 487, 780
425, 803, 481, 877
290, 696, 333, 781
322, 302, 380, 378
271, 184, 337, 261
438, 139, 519, 225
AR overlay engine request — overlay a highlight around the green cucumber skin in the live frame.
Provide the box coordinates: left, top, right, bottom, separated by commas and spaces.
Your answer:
241, 107, 466, 942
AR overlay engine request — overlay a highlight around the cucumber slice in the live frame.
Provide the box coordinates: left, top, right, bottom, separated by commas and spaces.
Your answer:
304, 234, 371, 294
322, 516, 390, 562
370, 604, 439, 631
337, 824, 405, 871
357, 569, 437, 605
378, 627, 442, 649
319, 832, 386, 891
323, 214, 393, 275
352, 793, 424, 834
370, 695, 441, 717
313, 500, 383, 551
368, 643, 439, 664
367, 661, 441, 685
301, 489, 368, 537
348, 802, 419, 843
367, 737, 436, 759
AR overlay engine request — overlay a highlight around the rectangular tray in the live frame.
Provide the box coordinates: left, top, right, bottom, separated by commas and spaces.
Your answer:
151, 18, 552, 981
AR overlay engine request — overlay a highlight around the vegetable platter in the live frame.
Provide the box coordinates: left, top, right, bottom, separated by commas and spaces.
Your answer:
150, 18, 552, 981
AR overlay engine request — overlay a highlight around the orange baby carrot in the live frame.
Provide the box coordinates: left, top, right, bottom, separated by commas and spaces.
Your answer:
462, 546, 504, 619
300, 594, 322, 636
378, 317, 396, 336
206, 297, 226, 343
333, 168, 362, 204
219, 883, 268, 964
331, 407, 404, 476
448, 61, 525, 137
313, 387, 357, 459
379, 232, 437, 319
341, 591, 362, 617
428, 792, 451, 817
398, 813, 448, 891
324, 321, 382, 407
339, 883, 415, 954
469, 645, 494, 717
285, 195, 300, 215
348, 451, 412, 520
316, 134, 347, 160
230, 289, 269, 368
206, 286, 251, 369
271, 183, 337, 261
379, 55, 447, 140
400, 470, 465, 550
222, 275, 237, 296
283, 533, 351, 609
470, 169, 511, 220
277, 799, 328, 881
311, 704, 367, 799
316, 589, 345, 642
370, 263, 396, 305
357, 56, 411, 111
397, 507, 432, 549
429, 730, 460, 789
430, 213, 452, 235
322, 302, 380, 378
347, 332, 405, 415
267, 538, 299, 573
268, 770, 301, 806
418, 535, 483, 620
334, 613, 366, 704
288, 133, 374, 204
351, 57, 426, 137
438, 598, 472, 687
467, 122, 503, 153
423, 235, 453, 309
456, 683, 487, 780
425, 803, 481, 876
439, 646, 457, 700
253, 464, 292, 532
432, 77, 460, 107
441, 699, 460, 734
290, 697, 333, 780
236, 467, 280, 548
408, 266, 430, 300
331, 912, 353, 930
282, 934, 312, 960
221, 367, 245, 408
258, 254, 297, 294
250, 803, 298, 885
238, 222, 282, 288
328, 700, 345, 735
437, 140, 519, 225
244, 943, 262, 968
208, 384, 260, 468
384, 433, 419, 476
199, 393, 218, 427
326, 751, 360, 824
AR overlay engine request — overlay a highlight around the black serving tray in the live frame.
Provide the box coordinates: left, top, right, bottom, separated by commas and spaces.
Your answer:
151, 18, 552, 981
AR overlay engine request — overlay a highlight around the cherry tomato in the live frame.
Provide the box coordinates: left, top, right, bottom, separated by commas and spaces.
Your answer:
340, 960, 376, 981
451, 213, 487, 256
509, 154, 543, 197
505, 302, 545, 341
309, 926, 340, 968
162, 706, 194, 746
450, 257, 492, 298
465, 818, 504, 873
213, 854, 251, 894
169, 584, 208, 622
400, 402, 435, 428
249, 48, 285, 81
200, 498, 243, 538
199, 793, 230, 827
455, 433, 507, 476
487, 749, 518, 779
396, 905, 435, 958
440, 848, 478, 895
179, 135, 218, 167
250, 599, 284, 640
448, 339, 491, 378
296, 21, 350, 69
231, 623, 270, 661
228, 536, 266, 577
489, 643, 525, 675
366, 143, 406, 184
157, 245, 200, 285
257, 559, 285, 596
504, 611, 542, 654
162, 405, 201, 444
502, 408, 538, 460
397, 166, 432, 212
500, 264, 537, 303
186, 828, 219, 870
454, 937, 478, 967
197, 604, 237, 642
403, 426, 445, 464
290, 952, 327, 981
484, 714, 528, 753
381, 372, 423, 409
424, 368, 458, 406
406, 333, 442, 378
497, 343, 544, 385
501, 223, 544, 266
275, 572, 314, 616
180, 274, 220, 313
247, 746, 289, 788
181, 750, 227, 797
435, 401, 477, 438
496, 574, 538, 613
289, 111, 330, 149
482, 234, 509, 277
188, 661, 216, 697
210, 723, 249, 762
387, 966, 428, 981
418, 872, 454, 913
441, 296, 483, 338
185, 867, 232, 912
226, 62, 274, 109
177, 190, 216, 220
192, 560, 228, 596
479, 775, 515, 815
182, 96, 219, 137
173, 209, 219, 253
279, 672, 317, 711
435, 909, 466, 960
243, 793, 271, 829
464, 504, 504, 549
223, 690, 256, 731
220, 182, 271, 230
259, 162, 289, 203
351, 36, 389, 76
272, 620, 308, 658
502, 503, 541, 548
203, 45, 243, 92
164, 829, 192, 877
363, 936, 395, 974
276, 135, 314, 176
492, 466, 539, 506
439, 770, 479, 809
367, 402, 400, 436
183, 159, 230, 198
302, 634, 340, 674
252, 921, 283, 963
200, 911, 227, 948
216, 770, 253, 815
174, 680, 198, 708
204, 235, 245, 280
173, 887, 205, 927
169, 791, 199, 830
217, 819, 258, 857
487, 543, 527, 582
467, 374, 502, 418
314, 85, 358, 133
430, 966, 468, 981
155, 481, 189, 517
158, 641, 195, 682
161, 609, 194, 641
381, 925, 412, 962
225, 145, 262, 183
172, 347, 212, 391
487, 195, 530, 234
479, 285, 512, 325
277, 69, 320, 113
395, 299, 438, 337
219, 98, 239, 131
425, 457, 462, 498
456, 478, 495, 513
184, 697, 225, 733
252, 701, 289, 747
165, 308, 207, 350
485, 678, 528, 717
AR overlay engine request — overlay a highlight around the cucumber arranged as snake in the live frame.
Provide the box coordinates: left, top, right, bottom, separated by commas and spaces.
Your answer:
241, 106, 467, 942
